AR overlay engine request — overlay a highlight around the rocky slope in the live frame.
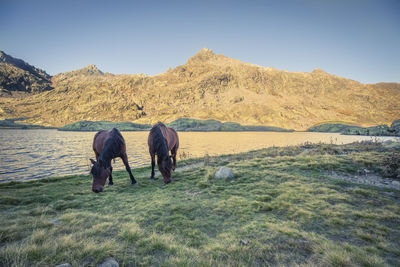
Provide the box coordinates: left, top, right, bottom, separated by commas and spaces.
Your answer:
0, 48, 399, 130
0, 51, 52, 95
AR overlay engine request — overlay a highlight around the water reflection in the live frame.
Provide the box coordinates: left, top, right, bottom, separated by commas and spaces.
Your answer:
0, 129, 397, 182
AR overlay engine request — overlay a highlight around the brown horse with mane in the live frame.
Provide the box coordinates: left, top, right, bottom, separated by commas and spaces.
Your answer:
90, 128, 136, 193
148, 122, 179, 183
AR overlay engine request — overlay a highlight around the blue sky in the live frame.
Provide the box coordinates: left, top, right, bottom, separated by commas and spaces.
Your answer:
1, 0, 399, 83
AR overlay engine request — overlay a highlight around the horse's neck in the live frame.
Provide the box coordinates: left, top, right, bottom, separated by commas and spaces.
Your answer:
157, 133, 169, 156
99, 139, 115, 166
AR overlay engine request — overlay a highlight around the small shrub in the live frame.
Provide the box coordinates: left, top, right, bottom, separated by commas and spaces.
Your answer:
380, 152, 400, 178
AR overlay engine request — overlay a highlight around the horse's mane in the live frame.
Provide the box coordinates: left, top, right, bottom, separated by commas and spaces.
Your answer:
150, 122, 169, 161
98, 128, 124, 168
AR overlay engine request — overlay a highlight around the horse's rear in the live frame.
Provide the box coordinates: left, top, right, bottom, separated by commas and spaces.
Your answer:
92, 130, 110, 160
148, 122, 179, 183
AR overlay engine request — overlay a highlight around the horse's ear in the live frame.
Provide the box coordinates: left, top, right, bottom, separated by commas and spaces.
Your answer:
90, 159, 96, 165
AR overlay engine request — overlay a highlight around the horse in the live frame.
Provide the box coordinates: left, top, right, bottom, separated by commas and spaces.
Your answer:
148, 122, 179, 184
90, 128, 136, 193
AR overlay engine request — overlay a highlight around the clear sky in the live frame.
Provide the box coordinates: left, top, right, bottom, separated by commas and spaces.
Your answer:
1, 0, 399, 83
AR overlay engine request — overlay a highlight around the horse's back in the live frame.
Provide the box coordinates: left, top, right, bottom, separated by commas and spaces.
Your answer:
93, 130, 109, 154
152, 122, 179, 150
93, 128, 125, 155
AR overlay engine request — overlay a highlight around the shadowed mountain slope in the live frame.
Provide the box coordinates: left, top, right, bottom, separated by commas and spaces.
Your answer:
0, 51, 52, 95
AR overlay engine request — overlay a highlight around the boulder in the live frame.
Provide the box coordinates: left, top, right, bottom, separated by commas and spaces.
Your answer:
215, 167, 234, 179
49, 218, 61, 225
383, 140, 393, 146
392, 180, 400, 186
98, 258, 119, 267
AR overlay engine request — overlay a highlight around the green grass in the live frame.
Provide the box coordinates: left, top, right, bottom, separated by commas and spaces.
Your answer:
1, 142, 399, 266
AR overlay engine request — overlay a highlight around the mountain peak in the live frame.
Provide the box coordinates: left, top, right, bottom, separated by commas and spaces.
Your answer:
199, 48, 214, 54
312, 68, 326, 74
187, 48, 217, 63
75, 64, 104, 76
83, 64, 102, 73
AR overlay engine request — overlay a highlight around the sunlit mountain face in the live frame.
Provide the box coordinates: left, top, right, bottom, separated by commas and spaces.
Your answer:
0, 48, 399, 130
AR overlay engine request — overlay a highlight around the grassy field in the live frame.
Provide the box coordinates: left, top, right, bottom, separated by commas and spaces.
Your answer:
0, 142, 399, 266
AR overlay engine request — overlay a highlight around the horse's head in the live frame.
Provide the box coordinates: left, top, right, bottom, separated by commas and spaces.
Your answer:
158, 155, 172, 184
90, 159, 111, 193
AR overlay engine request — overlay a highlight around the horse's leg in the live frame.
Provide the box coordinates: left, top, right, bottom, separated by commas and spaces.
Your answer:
108, 166, 114, 186
150, 152, 157, 180
171, 147, 177, 171
121, 153, 137, 185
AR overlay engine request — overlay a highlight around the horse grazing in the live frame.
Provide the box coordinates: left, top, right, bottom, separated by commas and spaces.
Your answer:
90, 128, 136, 193
148, 122, 179, 184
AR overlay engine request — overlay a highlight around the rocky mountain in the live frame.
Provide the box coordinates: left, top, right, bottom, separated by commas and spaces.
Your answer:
0, 48, 399, 130
0, 51, 52, 95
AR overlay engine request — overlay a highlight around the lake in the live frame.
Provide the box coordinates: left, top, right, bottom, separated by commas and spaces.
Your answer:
0, 129, 398, 182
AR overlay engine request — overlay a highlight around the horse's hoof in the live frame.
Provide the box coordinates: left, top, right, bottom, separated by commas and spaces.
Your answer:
131, 182, 138, 186
150, 177, 158, 180
108, 183, 114, 186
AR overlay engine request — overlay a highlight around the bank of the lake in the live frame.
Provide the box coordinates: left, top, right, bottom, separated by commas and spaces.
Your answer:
1, 142, 399, 266
1, 130, 398, 182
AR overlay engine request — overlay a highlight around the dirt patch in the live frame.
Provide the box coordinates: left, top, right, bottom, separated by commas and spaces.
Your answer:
327, 170, 400, 190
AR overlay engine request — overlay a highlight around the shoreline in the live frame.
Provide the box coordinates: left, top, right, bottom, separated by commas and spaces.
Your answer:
1, 127, 400, 137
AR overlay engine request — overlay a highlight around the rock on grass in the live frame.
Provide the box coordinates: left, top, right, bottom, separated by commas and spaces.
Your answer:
98, 257, 119, 267
215, 166, 234, 179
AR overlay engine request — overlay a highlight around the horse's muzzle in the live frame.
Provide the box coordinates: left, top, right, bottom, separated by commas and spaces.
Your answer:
93, 187, 104, 193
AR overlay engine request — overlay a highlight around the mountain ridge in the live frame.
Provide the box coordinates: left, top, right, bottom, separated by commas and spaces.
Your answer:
0, 50, 52, 95
0, 48, 399, 130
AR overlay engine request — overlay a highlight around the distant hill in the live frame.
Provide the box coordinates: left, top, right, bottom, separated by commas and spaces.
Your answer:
308, 119, 400, 136
167, 118, 293, 132
0, 48, 399, 130
59, 120, 151, 131
0, 118, 52, 129
59, 118, 293, 132
0, 51, 52, 95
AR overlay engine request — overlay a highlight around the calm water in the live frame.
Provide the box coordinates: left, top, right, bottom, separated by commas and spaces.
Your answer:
0, 129, 398, 182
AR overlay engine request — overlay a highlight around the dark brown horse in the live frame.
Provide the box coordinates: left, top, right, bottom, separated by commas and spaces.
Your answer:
90, 128, 136, 193
148, 122, 179, 183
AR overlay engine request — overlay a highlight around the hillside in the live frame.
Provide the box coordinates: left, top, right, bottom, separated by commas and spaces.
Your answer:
1, 142, 400, 266
308, 119, 400, 136
0, 48, 399, 130
0, 51, 52, 95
